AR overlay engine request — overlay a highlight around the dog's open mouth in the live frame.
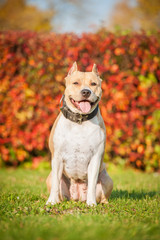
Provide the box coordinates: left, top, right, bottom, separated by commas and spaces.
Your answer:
70, 98, 98, 114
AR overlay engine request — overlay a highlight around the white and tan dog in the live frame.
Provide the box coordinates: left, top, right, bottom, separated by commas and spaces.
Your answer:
46, 62, 113, 206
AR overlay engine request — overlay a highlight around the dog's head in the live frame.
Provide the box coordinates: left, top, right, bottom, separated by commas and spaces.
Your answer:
64, 62, 102, 114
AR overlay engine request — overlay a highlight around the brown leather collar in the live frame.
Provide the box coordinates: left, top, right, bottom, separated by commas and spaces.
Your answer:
60, 95, 99, 124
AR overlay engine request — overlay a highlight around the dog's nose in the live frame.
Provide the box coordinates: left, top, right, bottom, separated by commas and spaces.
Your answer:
81, 89, 91, 98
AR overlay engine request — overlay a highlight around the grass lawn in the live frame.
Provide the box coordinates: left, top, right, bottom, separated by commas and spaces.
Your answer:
0, 165, 160, 240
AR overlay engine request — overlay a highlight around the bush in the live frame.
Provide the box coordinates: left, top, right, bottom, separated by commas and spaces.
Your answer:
0, 31, 160, 171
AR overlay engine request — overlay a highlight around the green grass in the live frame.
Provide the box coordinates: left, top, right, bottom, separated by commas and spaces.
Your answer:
0, 165, 160, 240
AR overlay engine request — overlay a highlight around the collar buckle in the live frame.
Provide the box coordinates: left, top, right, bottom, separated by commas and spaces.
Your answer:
77, 114, 83, 124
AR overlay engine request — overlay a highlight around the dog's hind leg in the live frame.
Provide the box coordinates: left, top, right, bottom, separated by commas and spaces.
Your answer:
96, 169, 113, 204
46, 171, 52, 193
46, 172, 70, 201
60, 174, 70, 201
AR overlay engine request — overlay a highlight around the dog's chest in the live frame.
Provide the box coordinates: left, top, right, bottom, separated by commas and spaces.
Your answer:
53, 115, 104, 180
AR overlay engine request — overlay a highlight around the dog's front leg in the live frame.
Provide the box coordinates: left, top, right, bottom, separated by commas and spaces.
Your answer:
46, 154, 63, 205
87, 143, 104, 206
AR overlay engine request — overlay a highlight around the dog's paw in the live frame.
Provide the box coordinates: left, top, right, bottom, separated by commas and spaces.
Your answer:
100, 198, 109, 204
46, 196, 60, 206
86, 200, 97, 206
46, 200, 56, 206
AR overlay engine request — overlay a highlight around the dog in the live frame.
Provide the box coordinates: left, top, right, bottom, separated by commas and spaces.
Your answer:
46, 62, 113, 206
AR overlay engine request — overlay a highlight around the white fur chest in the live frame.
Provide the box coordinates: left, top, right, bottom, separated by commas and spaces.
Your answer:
52, 115, 105, 181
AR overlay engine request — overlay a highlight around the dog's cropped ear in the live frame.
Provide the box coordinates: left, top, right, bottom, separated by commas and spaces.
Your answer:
68, 62, 78, 76
92, 64, 99, 76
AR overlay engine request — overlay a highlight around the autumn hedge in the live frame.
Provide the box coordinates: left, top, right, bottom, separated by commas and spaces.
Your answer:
0, 30, 160, 171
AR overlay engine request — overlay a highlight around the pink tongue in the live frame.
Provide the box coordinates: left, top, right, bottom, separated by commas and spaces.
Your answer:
78, 101, 91, 114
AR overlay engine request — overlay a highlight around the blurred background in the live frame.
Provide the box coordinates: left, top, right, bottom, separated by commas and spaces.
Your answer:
0, 0, 160, 33
0, 0, 160, 171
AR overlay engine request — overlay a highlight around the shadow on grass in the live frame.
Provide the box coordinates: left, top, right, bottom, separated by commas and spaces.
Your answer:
110, 189, 157, 200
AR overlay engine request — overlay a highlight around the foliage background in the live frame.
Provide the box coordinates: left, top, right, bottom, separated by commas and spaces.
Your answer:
0, 30, 160, 171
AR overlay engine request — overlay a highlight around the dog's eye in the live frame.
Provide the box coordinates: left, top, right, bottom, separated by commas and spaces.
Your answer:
91, 82, 97, 86
73, 82, 79, 85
